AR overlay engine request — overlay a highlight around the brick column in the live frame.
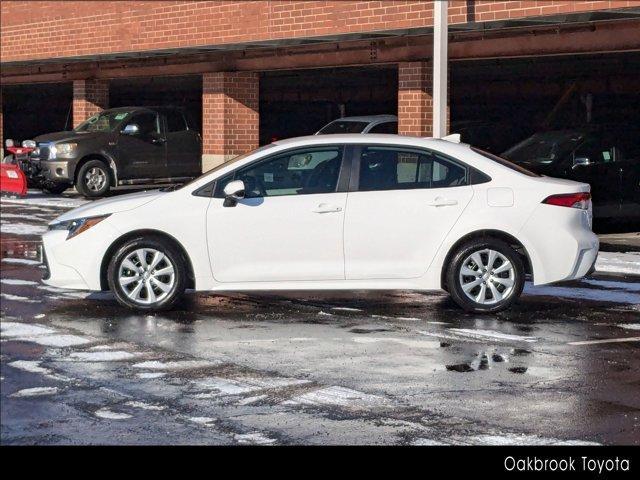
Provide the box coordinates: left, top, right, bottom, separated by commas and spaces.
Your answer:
73, 79, 109, 127
398, 61, 433, 137
202, 72, 259, 172
398, 61, 450, 138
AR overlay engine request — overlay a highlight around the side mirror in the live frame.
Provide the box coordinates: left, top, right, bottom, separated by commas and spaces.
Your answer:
22, 140, 36, 148
5, 139, 14, 148
223, 180, 245, 207
573, 157, 591, 169
122, 124, 140, 135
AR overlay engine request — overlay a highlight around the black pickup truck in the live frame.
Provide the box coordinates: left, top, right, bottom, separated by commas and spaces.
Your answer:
22, 106, 202, 197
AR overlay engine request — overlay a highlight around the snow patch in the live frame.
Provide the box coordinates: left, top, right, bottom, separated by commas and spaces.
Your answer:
234, 432, 277, 445
1, 195, 89, 209
133, 360, 216, 371
595, 251, 640, 275
352, 336, 441, 350
8, 360, 52, 375
0, 223, 47, 236
125, 401, 165, 411
67, 351, 137, 362
1, 278, 38, 286
1, 321, 55, 337
17, 334, 93, 347
448, 328, 537, 343
618, 323, 640, 331
136, 372, 166, 379
331, 307, 363, 312
0, 293, 41, 303
95, 408, 132, 420
283, 386, 389, 409
449, 433, 599, 446
11, 387, 59, 398
1, 258, 41, 266
195, 376, 310, 396
189, 416, 217, 426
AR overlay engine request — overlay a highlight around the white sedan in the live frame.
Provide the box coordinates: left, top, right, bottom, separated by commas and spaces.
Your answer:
42, 134, 599, 313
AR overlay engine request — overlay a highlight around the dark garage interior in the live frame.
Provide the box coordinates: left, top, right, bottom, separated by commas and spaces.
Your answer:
2, 82, 72, 143
259, 66, 398, 145
450, 51, 640, 154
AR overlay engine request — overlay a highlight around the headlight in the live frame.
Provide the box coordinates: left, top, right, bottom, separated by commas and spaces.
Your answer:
48, 214, 110, 240
50, 143, 77, 159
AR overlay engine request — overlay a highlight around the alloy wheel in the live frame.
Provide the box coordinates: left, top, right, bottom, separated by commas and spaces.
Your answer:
458, 248, 516, 305
118, 248, 175, 304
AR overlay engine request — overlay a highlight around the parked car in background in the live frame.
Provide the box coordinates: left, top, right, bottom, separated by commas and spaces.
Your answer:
42, 134, 597, 314
502, 125, 640, 223
316, 115, 398, 134
451, 120, 531, 155
24, 106, 201, 198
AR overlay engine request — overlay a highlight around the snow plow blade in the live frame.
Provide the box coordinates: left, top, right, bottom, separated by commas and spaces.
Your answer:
0, 163, 28, 197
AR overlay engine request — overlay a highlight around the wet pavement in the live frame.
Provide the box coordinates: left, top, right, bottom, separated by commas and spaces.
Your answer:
1, 191, 639, 445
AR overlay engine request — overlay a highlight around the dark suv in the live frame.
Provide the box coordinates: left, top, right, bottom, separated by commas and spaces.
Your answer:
26, 106, 201, 197
502, 125, 640, 223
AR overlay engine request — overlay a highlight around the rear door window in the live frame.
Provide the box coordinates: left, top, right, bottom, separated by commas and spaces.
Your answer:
368, 122, 398, 134
165, 111, 188, 133
357, 146, 468, 191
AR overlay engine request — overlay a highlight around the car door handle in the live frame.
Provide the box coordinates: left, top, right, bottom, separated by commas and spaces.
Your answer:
313, 203, 343, 213
428, 197, 458, 207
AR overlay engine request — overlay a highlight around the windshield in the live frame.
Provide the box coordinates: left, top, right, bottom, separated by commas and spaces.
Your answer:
317, 121, 369, 134
502, 131, 585, 165
74, 110, 132, 133
174, 144, 277, 191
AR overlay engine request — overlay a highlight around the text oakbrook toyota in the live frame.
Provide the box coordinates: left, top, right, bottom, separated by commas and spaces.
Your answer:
42, 134, 599, 313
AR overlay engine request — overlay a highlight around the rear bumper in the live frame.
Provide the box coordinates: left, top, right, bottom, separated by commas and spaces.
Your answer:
520, 204, 599, 285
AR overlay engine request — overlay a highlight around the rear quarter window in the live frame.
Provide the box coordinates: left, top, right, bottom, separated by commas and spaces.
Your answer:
471, 147, 541, 177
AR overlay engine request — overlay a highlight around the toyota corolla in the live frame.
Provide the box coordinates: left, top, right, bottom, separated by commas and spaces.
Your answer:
42, 134, 599, 313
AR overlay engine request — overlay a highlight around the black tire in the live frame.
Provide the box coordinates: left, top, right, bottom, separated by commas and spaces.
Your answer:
76, 160, 111, 198
107, 236, 187, 311
43, 183, 70, 195
446, 238, 525, 314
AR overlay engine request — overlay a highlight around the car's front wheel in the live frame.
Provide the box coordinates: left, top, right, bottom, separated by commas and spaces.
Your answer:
77, 160, 110, 198
107, 236, 187, 311
446, 238, 525, 313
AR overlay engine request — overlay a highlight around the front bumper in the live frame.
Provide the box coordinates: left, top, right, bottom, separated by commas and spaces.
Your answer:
40, 160, 73, 182
41, 219, 121, 291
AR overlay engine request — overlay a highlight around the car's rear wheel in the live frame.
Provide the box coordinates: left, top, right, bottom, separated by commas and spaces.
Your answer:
446, 238, 525, 313
107, 236, 186, 311
77, 160, 110, 198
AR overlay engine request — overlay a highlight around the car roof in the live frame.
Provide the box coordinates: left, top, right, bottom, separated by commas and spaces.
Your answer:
327, 115, 398, 123
272, 133, 463, 150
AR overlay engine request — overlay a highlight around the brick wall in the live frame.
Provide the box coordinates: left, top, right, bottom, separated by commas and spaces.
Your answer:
72, 79, 109, 127
2, 1, 638, 62
202, 72, 259, 171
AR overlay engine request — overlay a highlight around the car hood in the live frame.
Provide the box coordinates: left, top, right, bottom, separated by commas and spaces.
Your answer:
34, 131, 103, 143
51, 190, 164, 224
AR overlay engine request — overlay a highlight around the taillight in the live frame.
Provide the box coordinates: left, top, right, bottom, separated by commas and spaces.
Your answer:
542, 192, 591, 210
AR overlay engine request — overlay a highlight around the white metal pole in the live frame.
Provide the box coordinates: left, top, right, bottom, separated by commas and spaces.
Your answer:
433, 0, 448, 138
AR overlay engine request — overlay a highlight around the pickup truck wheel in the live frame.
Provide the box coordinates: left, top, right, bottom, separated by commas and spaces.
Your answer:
77, 160, 110, 198
107, 236, 187, 311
